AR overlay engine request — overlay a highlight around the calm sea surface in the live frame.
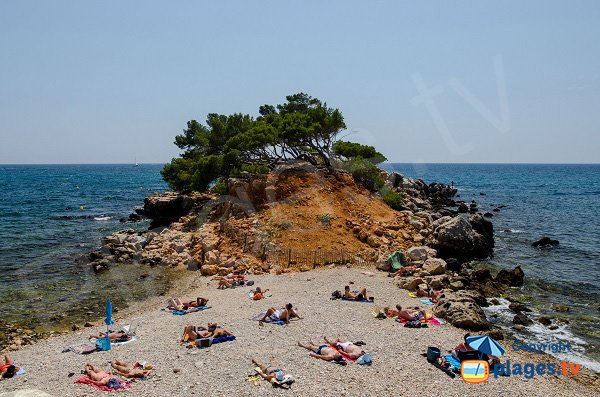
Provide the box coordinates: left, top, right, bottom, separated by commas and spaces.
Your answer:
1, 163, 598, 369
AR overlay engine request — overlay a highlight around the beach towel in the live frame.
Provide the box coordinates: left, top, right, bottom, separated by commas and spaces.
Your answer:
420, 299, 434, 305
63, 343, 98, 354
75, 376, 130, 391
254, 367, 295, 387
443, 354, 461, 371
248, 292, 272, 300
408, 292, 417, 298
341, 296, 374, 303
388, 250, 404, 270
212, 335, 236, 344
170, 305, 211, 315
396, 312, 442, 326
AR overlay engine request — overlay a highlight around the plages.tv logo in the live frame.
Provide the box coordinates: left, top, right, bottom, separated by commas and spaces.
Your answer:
461, 360, 489, 384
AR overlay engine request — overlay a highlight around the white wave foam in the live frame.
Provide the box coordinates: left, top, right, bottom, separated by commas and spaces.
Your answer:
93, 216, 112, 221
483, 299, 600, 372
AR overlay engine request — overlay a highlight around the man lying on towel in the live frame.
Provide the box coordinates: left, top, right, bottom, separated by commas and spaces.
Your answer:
111, 360, 152, 379
168, 297, 209, 311
297, 341, 346, 364
415, 286, 443, 303
344, 286, 369, 301
182, 323, 233, 342
260, 303, 303, 324
88, 331, 131, 343
324, 337, 366, 360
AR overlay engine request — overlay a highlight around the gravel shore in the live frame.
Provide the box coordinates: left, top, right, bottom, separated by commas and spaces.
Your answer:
0, 267, 595, 397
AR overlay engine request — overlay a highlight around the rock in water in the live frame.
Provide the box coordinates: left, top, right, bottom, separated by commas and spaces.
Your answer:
513, 312, 533, 326
532, 237, 559, 247
495, 266, 525, 287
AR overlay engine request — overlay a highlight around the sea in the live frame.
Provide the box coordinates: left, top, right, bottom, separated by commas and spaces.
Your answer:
0, 163, 598, 370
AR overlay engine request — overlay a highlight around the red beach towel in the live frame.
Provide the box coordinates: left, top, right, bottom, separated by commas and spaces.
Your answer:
75, 376, 130, 391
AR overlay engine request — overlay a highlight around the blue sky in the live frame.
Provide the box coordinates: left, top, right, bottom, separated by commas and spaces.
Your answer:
1, 1, 599, 164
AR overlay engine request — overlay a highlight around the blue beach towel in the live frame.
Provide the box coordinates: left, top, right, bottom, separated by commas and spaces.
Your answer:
212, 335, 236, 344
444, 354, 461, 370
420, 299, 434, 305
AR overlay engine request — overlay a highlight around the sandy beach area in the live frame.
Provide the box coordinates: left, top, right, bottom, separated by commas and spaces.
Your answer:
0, 267, 595, 397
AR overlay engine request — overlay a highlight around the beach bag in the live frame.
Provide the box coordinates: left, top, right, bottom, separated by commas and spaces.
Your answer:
198, 338, 213, 348
331, 290, 342, 300
427, 346, 441, 363
95, 337, 111, 351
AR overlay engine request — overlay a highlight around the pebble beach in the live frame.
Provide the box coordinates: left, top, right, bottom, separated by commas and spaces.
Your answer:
0, 267, 595, 397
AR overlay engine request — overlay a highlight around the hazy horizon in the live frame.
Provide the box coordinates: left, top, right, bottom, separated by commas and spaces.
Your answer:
2, 1, 599, 164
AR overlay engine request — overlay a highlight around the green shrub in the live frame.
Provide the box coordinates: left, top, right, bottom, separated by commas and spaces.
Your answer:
380, 187, 404, 210
212, 178, 229, 195
318, 213, 332, 225
343, 158, 384, 192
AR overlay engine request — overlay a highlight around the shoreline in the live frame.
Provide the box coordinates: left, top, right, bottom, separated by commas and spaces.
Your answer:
0, 267, 597, 396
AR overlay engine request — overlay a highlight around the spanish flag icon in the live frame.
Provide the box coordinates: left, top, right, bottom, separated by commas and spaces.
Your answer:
461, 360, 489, 384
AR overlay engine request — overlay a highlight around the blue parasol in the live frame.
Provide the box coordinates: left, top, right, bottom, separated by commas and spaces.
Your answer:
466, 335, 505, 358
100, 298, 114, 351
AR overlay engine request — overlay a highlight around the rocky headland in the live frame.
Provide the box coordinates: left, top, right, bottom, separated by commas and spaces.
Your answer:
88, 162, 529, 334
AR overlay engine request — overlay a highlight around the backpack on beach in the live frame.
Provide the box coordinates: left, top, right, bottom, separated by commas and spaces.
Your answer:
331, 290, 342, 300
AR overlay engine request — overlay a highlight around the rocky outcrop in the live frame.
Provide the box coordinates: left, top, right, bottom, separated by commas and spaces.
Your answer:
431, 214, 494, 260
433, 290, 490, 330
494, 266, 524, 287
141, 192, 211, 228
532, 236, 559, 247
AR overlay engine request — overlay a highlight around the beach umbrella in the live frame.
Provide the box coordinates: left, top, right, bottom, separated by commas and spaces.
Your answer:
466, 335, 505, 358
102, 298, 114, 351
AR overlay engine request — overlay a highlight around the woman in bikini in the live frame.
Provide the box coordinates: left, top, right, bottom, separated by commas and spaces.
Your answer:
168, 297, 209, 311
343, 286, 369, 301
88, 331, 130, 342
323, 337, 365, 359
83, 364, 123, 388
297, 341, 346, 364
0, 355, 20, 379
111, 360, 152, 379
182, 323, 233, 342
252, 358, 292, 381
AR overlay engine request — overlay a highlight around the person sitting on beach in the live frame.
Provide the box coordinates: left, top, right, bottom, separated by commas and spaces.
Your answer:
111, 360, 152, 379
297, 341, 346, 364
252, 358, 294, 382
324, 336, 366, 360
415, 286, 443, 302
82, 364, 123, 387
451, 333, 475, 358
0, 355, 20, 379
182, 323, 233, 342
343, 286, 369, 301
168, 297, 209, 311
389, 265, 419, 277
260, 303, 303, 324
88, 331, 130, 342
395, 305, 426, 322
252, 287, 269, 300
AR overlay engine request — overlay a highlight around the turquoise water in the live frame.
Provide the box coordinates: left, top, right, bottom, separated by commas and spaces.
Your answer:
383, 163, 600, 369
0, 164, 170, 343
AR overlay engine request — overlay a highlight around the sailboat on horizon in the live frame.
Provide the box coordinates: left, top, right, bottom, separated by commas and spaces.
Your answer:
134, 156, 139, 167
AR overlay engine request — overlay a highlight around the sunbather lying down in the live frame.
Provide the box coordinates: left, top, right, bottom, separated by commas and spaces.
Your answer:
168, 297, 209, 311
344, 286, 371, 301
82, 364, 120, 387
88, 331, 131, 342
0, 354, 20, 379
214, 271, 248, 289
297, 341, 346, 364
111, 360, 152, 379
388, 265, 418, 277
384, 305, 426, 321
182, 323, 233, 341
260, 303, 303, 324
324, 337, 366, 359
252, 358, 295, 384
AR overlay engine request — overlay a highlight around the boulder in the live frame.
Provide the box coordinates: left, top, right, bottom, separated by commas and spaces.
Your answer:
444, 258, 462, 272
433, 290, 490, 330
204, 250, 220, 266
449, 280, 465, 291
394, 276, 425, 291
200, 264, 219, 276
495, 266, 524, 287
513, 313, 533, 326
532, 237, 559, 247
508, 303, 532, 313
406, 246, 429, 262
432, 215, 494, 260
422, 258, 446, 276
538, 316, 552, 326
366, 235, 381, 248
